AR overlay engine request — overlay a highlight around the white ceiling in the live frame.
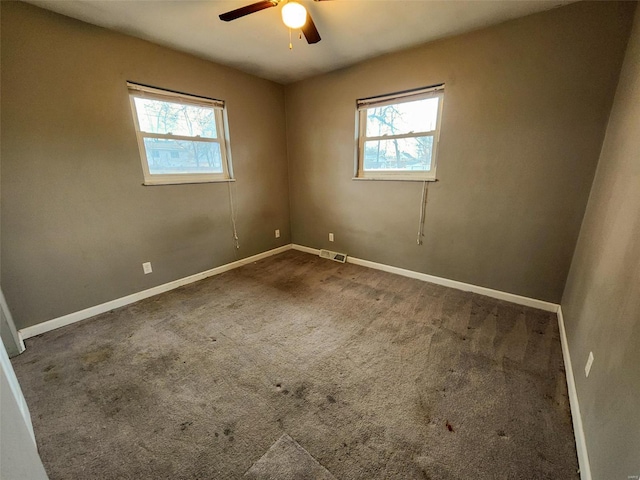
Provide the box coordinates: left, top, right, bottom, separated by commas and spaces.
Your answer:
26, 0, 575, 84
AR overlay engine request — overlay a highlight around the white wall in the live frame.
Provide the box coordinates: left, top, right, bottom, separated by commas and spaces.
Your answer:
0, 339, 48, 479
0, 288, 23, 357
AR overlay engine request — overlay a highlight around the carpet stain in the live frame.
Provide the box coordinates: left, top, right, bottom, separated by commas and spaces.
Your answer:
86, 383, 146, 417
294, 383, 308, 400
141, 350, 182, 376
273, 276, 309, 295
81, 345, 113, 367
43, 370, 60, 382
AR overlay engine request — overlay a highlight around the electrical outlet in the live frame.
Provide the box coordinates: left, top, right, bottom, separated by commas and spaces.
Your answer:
275, 229, 280, 238
329, 233, 334, 242
142, 262, 152, 275
585, 351, 594, 377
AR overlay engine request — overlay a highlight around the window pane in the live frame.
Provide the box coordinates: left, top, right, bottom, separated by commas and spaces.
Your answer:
365, 97, 439, 137
364, 136, 434, 171
134, 97, 217, 138
143, 138, 223, 175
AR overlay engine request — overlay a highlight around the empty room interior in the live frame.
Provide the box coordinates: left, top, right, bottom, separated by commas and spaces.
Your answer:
1, 0, 638, 479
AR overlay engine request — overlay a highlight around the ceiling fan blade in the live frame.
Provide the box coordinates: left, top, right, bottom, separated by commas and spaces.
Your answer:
301, 13, 321, 44
219, 1, 277, 22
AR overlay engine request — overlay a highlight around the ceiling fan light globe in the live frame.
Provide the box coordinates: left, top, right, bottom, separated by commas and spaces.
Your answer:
281, 2, 307, 29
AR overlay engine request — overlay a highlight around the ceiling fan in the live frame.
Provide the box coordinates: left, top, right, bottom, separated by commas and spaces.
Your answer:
219, 0, 326, 45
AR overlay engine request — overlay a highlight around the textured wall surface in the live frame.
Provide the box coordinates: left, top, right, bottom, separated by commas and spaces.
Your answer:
1, 2, 291, 329
562, 5, 640, 479
285, 1, 635, 303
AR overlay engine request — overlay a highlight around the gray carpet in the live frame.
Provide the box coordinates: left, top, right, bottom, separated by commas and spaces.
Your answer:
12, 250, 579, 479
244, 434, 336, 480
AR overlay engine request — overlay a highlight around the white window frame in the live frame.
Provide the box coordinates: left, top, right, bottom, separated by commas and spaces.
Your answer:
355, 84, 444, 181
127, 82, 234, 185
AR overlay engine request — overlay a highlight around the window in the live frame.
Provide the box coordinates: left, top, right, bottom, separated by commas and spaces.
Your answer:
356, 85, 444, 181
128, 82, 233, 185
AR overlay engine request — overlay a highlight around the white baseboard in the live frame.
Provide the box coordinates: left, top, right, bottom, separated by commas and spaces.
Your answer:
20, 242, 559, 340
19, 245, 292, 340
290, 244, 320, 255
291, 244, 559, 312
557, 306, 592, 480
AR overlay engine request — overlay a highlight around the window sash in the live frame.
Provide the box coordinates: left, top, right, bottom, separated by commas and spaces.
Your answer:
363, 130, 437, 142
362, 135, 436, 175
127, 83, 232, 185
138, 132, 222, 144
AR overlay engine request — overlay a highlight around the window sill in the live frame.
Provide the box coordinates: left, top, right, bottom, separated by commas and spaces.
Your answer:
352, 176, 438, 182
143, 177, 235, 186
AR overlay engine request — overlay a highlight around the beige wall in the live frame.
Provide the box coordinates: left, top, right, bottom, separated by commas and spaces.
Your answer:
561, 5, 640, 479
285, 1, 635, 303
1, 2, 291, 329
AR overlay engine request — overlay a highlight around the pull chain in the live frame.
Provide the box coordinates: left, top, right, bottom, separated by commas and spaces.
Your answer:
289, 28, 292, 50
417, 181, 429, 245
